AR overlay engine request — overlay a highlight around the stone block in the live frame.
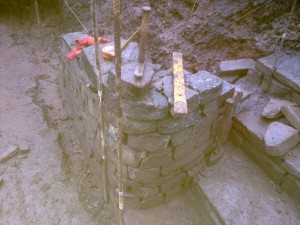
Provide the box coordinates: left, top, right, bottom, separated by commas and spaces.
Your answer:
173, 137, 197, 160
186, 71, 223, 104
245, 69, 263, 86
127, 133, 170, 153
218, 59, 256, 76
129, 185, 160, 198
139, 194, 164, 209
158, 110, 202, 134
124, 195, 141, 210
109, 62, 155, 100
281, 145, 300, 179
161, 145, 205, 176
160, 172, 187, 193
193, 118, 211, 135
171, 126, 193, 146
261, 98, 295, 119
241, 140, 285, 184
221, 75, 240, 84
260, 76, 293, 97
281, 105, 300, 131
140, 147, 172, 169
281, 174, 300, 203
233, 110, 270, 149
274, 54, 300, 94
123, 145, 142, 167
257, 53, 300, 93
128, 167, 160, 184
122, 89, 169, 121
0, 145, 18, 163
263, 122, 299, 156
161, 75, 200, 114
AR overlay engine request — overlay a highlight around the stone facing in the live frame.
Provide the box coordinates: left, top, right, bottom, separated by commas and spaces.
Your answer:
60, 32, 227, 209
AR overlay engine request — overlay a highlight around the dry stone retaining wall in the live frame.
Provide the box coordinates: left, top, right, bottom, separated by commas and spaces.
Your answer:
59, 32, 233, 209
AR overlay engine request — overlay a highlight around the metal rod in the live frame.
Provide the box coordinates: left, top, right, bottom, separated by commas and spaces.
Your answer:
113, 0, 124, 224
34, 0, 40, 25
91, 0, 108, 203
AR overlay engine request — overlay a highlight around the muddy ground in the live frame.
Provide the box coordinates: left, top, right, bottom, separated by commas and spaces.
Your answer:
0, 0, 299, 224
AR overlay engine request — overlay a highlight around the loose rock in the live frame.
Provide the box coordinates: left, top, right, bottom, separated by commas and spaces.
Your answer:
0, 145, 18, 163
261, 98, 295, 119
263, 122, 300, 156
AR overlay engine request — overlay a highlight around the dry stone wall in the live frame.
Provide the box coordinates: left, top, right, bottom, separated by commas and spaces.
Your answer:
60, 32, 233, 209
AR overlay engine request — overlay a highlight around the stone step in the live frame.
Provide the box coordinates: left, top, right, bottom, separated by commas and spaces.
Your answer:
191, 142, 300, 225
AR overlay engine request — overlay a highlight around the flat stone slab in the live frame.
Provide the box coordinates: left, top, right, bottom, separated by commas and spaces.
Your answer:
122, 89, 169, 121
186, 70, 223, 104
0, 145, 18, 163
281, 105, 300, 131
256, 53, 300, 93
281, 145, 300, 179
263, 122, 300, 156
219, 58, 256, 76
192, 142, 300, 225
261, 98, 295, 119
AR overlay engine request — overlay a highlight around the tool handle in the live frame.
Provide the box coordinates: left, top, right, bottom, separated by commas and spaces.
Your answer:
138, 6, 151, 64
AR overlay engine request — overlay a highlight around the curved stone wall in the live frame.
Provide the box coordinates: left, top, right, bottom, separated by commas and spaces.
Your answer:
60, 32, 234, 209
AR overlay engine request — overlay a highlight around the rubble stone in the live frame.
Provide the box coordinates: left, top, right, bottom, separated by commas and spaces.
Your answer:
128, 167, 160, 184
122, 89, 168, 121
127, 133, 170, 153
263, 122, 300, 156
0, 145, 18, 163
261, 98, 295, 119
281, 105, 300, 131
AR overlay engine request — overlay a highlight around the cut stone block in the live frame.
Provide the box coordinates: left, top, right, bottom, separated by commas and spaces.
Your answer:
218, 59, 256, 76
256, 53, 300, 93
171, 126, 193, 146
139, 194, 164, 209
140, 147, 172, 169
109, 62, 155, 100
122, 116, 157, 135
261, 98, 295, 119
263, 122, 300, 156
122, 89, 169, 121
128, 167, 160, 184
0, 145, 18, 163
160, 172, 187, 193
161, 75, 200, 114
281, 145, 300, 179
281, 105, 300, 131
158, 110, 202, 134
127, 133, 170, 153
186, 71, 223, 104
123, 145, 142, 167
173, 137, 197, 160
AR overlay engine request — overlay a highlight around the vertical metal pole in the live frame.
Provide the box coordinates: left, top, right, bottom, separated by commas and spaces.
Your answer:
34, 0, 40, 25
113, 0, 124, 224
91, 0, 108, 203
